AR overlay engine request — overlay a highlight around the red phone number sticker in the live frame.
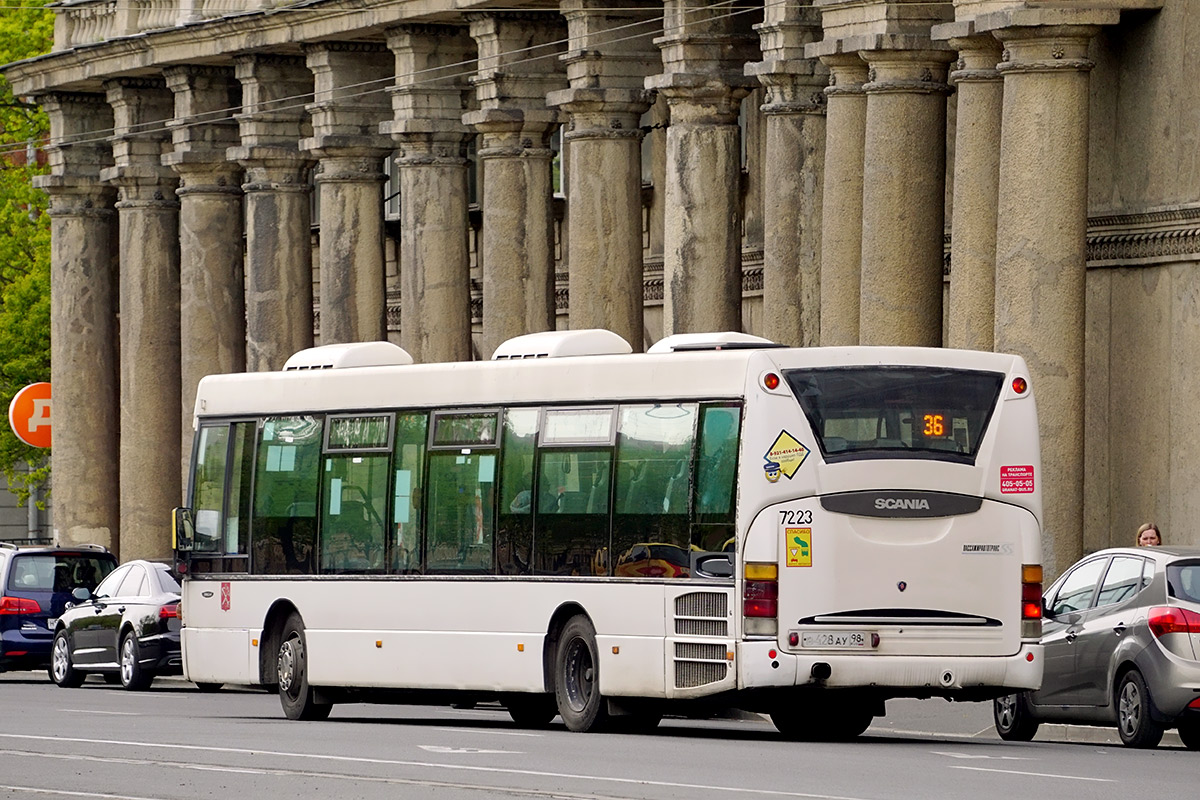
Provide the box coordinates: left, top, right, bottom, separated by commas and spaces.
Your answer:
1000, 465, 1035, 494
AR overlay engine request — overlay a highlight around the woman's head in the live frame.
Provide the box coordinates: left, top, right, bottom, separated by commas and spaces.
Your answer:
1136, 522, 1161, 547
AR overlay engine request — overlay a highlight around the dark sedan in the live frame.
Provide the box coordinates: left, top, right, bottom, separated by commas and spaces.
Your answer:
994, 545, 1200, 749
49, 560, 182, 690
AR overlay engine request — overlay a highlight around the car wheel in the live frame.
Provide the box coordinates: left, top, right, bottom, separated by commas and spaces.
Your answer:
120, 633, 154, 691
1116, 670, 1164, 748
504, 693, 557, 728
194, 682, 224, 693
994, 693, 1039, 742
277, 612, 332, 721
554, 615, 608, 732
49, 631, 85, 688
1177, 719, 1200, 751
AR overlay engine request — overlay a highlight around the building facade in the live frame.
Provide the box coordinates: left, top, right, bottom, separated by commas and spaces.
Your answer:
2, 0, 1196, 573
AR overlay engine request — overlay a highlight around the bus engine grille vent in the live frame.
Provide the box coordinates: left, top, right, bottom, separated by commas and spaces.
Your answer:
674, 592, 729, 637
674, 642, 729, 689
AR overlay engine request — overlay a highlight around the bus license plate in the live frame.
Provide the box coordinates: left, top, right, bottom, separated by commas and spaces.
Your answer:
801, 631, 871, 649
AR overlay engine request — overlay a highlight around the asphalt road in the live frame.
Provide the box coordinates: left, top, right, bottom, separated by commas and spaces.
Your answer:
0, 672, 1193, 800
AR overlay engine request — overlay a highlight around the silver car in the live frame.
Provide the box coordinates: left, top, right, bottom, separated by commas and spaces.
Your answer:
994, 546, 1200, 749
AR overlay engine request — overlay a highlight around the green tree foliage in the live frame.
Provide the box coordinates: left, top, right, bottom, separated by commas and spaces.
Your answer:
0, 1, 54, 503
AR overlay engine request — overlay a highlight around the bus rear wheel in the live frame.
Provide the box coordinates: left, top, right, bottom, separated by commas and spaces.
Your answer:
554, 616, 609, 732
277, 613, 332, 721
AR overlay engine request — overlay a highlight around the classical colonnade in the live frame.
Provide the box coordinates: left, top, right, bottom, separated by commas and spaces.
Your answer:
5, 1, 1130, 569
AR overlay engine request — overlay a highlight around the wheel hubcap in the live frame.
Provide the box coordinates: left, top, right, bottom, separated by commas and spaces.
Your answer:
563, 638, 594, 713
121, 638, 134, 684
997, 696, 1017, 729
52, 638, 68, 681
1119, 681, 1141, 736
278, 638, 299, 695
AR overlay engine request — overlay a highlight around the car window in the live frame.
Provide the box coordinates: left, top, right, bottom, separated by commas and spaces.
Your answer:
1049, 557, 1108, 615
94, 565, 129, 599
1167, 560, 1200, 604
116, 565, 149, 598
1095, 556, 1148, 607
153, 567, 182, 594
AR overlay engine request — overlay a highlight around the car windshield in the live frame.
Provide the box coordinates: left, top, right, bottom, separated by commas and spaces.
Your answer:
6, 554, 116, 593
1167, 560, 1200, 604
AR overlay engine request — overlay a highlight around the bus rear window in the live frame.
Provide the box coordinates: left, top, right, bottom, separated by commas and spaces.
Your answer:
784, 366, 1004, 463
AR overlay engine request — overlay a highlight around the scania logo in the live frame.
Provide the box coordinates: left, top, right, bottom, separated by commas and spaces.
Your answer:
874, 498, 931, 510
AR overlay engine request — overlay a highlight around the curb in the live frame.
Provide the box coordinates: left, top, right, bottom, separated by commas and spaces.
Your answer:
1035, 723, 1183, 748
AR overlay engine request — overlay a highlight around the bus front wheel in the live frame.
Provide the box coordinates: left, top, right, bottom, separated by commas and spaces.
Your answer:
554, 616, 609, 732
277, 613, 332, 721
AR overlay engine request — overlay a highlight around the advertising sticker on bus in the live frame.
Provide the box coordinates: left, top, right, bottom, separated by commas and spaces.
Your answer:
763, 431, 809, 481
1000, 465, 1035, 494
786, 528, 812, 567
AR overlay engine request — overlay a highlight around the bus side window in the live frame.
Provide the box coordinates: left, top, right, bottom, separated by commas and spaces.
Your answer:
497, 408, 538, 575
692, 404, 741, 556
251, 416, 322, 575
611, 403, 696, 579
192, 425, 229, 553
392, 412, 428, 574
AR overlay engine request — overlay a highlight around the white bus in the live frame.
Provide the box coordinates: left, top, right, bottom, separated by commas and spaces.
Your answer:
174, 329, 1044, 738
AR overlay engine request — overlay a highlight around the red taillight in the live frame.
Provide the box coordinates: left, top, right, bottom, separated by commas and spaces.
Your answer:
0, 596, 41, 615
159, 604, 179, 620
1012, 376, 1028, 395
1022, 582, 1043, 619
1189, 697, 1200, 710
744, 580, 778, 618
763, 373, 780, 391
1147, 606, 1200, 638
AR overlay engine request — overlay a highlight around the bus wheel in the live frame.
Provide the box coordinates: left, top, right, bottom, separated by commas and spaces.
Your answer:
554, 615, 609, 732
994, 694, 1039, 742
277, 613, 332, 721
504, 693, 557, 728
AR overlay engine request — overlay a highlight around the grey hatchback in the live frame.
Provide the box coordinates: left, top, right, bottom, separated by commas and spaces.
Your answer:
994, 545, 1200, 749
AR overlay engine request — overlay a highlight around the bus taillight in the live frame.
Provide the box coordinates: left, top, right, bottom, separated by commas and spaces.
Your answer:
1021, 564, 1042, 639
744, 563, 779, 636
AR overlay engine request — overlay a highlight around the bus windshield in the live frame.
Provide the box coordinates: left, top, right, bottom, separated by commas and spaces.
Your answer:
784, 366, 1004, 463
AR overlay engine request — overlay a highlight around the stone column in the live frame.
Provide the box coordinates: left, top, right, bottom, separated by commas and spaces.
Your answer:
302, 42, 394, 345
857, 49, 955, 347
464, 13, 566, 358
991, 24, 1100, 573
162, 66, 245, 480
382, 26, 474, 363
35, 93, 120, 553
940, 33, 1002, 352
547, 0, 657, 349
746, 3, 826, 347
813, 54, 868, 346
646, 0, 758, 336
228, 55, 315, 371
101, 78, 181, 562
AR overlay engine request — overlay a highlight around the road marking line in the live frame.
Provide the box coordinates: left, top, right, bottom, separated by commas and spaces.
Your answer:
949, 766, 1115, 782
0, 785, 171, 800
432, 726, 545, 737
61, 709, 140, 716
418, 745, 521, 754
931, 751, 1033, 761
0, 734, 877, 799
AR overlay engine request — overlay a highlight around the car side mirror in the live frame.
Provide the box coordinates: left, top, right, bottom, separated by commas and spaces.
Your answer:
71, 587, 91, 602
173, 506, 195, 553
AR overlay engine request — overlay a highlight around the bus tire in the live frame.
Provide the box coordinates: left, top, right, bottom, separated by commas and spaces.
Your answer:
554, 615, 609, 732
277, 613, 332, 721
993, 693, 1038, 742
1116, 669, 1164, 749
504, 693, 557, 728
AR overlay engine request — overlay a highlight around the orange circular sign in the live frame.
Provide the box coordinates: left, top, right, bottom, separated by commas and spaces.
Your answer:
8, 382, 52, 448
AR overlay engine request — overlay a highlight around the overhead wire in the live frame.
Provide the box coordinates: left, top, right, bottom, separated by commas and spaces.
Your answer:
0, 1, 770, 159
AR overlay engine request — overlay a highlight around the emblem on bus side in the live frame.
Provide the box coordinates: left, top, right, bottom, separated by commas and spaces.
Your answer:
764, 431, 809, 481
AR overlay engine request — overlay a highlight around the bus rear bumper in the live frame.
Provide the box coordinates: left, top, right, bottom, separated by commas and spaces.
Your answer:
738, 640, 1043, 699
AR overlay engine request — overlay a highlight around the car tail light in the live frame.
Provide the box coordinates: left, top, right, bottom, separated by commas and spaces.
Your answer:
744, 563, 779, 618
1020, 564, 1042, 639
0, 596, 41, 615
159, 604, 180, 620
1147, 606, 1200, 638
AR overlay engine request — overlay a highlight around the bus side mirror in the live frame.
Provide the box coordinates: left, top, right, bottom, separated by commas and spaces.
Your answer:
173, 507, 195, 552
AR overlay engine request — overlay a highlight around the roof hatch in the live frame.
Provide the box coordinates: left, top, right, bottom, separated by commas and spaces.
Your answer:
647, 332, 781, 353
491, 329, 633, 360
283, 341, 414, 371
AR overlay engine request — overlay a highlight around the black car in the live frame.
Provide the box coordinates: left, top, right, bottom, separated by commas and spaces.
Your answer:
49, 560, 183, 690
0, 543, 117, 673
